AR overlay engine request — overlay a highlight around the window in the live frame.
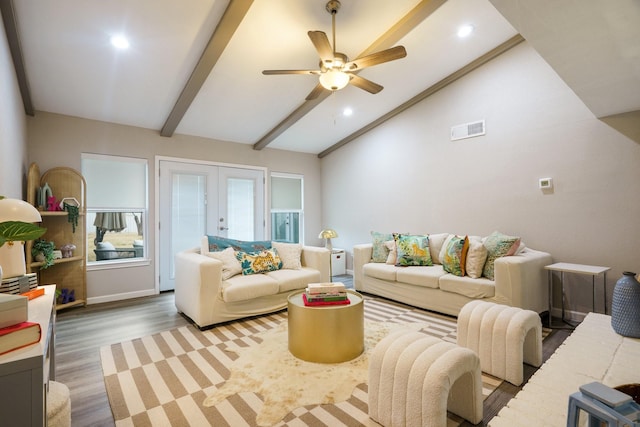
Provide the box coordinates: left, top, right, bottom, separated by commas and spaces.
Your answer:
81, 154, 148, 265
271, 173, 303, 243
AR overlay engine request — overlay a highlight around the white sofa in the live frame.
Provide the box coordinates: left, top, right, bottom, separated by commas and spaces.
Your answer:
175, 240, 330, 329
354, 234, 552, 317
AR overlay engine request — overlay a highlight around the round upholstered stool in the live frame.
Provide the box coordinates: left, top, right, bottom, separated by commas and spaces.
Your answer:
47, 381, 71, 427
457, 300, 543, 386
368, 330, 483, 427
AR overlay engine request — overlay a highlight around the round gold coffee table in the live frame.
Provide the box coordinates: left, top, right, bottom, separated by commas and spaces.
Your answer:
287, 289, 364, 363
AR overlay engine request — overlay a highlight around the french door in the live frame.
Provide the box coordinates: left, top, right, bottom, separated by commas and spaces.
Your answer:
158, 160, 265, 291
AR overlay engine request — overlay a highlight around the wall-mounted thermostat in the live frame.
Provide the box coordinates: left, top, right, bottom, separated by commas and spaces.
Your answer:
539, 177, 553, 189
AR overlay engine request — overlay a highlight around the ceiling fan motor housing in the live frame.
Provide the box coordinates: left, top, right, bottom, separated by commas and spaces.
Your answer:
326, 0, 341, 15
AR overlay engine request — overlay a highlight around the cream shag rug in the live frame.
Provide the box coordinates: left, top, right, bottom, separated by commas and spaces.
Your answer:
203, 320, 423, 426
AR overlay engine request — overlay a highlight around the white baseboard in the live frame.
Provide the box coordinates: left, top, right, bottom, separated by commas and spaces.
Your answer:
87, 288, 157, 305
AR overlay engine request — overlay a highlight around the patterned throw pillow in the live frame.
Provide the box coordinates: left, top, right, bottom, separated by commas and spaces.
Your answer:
271, 241, 302, 269
204, 247, 242, 280
236, 248, 283, 275
482, 231, 521, 280
440, 235, 469, 277
394, 234, 432, 267
207, 235, 272, 253
371, 231, 393, 263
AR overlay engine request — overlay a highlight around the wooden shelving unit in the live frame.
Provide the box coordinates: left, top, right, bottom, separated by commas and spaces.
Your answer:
26, 163, 87, 310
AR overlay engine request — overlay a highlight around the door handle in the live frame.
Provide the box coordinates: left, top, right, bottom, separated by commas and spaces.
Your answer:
219, 226, 229, 231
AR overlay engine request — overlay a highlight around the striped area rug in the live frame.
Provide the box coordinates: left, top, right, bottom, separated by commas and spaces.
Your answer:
100, 296, 502, 426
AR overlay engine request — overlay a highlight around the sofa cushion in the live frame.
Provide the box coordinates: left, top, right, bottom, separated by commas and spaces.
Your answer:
428, 233, 449, 264
395, 234, 433, 266
267, 267, 321, 293
205, 247, 242, 280
363, 263, 398, 281
440, 235, 469, 277
271, 241, 302, 269
236, 249, 283, 275
465, 237, 488, 279
396, 265, 445, 289
222, 274, 280, 302
439, 274, 496, 299
482, 231, 521, 280
371, 231, 393, 262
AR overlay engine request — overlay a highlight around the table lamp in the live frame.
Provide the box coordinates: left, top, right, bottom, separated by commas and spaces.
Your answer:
0, 197, 44, 279
318, 228, 338, 252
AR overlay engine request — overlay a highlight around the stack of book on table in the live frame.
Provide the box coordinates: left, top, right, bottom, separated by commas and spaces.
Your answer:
303, 282, 350, 306
0, 293, 41, 356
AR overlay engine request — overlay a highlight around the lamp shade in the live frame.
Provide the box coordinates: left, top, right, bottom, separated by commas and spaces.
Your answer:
0, 198, 42, 222
318, 229, 338, 239
319, 70, 350, 91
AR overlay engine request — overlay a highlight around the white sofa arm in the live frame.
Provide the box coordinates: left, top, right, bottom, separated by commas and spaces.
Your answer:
174, 248, 223, 327
301, 246, 331, 283
494, 248, 553, 313
353, 243, 373, 291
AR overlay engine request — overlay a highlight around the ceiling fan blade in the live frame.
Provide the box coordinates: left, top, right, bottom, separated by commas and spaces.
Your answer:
305, 83, 326, 101
262, 69, 320, 75
349, 74, 383, 94
308, 31, 333, 62
344, 45, 407, 71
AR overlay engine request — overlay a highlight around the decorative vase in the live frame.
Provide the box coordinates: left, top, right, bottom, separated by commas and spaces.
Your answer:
611, 271, 640, 338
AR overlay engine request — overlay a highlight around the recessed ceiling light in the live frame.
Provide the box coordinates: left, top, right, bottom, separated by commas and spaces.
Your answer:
343, 107, 353, 116
110, 35, 130, 49
457, 24, 474, 38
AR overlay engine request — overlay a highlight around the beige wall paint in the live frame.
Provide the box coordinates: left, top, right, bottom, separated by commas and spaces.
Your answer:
321, 42, 640, 317
27, 112, 323, 302
0, 17, 28, 198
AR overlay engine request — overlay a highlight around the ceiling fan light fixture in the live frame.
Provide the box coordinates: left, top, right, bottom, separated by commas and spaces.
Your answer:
319, 69, 350, 91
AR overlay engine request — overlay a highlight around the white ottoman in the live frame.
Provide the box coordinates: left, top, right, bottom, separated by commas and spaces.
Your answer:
47, 381, 71, 427
369, 330, 483, 427
457, 300, 542, 386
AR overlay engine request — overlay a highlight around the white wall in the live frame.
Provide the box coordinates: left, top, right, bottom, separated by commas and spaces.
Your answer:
27, 113, 323, 303
0, 16, 28, 198
320, 42, 640, 316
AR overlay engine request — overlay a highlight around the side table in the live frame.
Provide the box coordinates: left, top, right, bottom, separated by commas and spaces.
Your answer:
287, 289, 364, 363
544, 263, 610, 328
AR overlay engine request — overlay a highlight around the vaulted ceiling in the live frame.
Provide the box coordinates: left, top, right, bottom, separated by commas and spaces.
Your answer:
3, 0, 639, 157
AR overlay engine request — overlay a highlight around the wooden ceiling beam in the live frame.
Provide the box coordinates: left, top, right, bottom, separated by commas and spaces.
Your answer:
253, 0, 447, 151
1, 0, 34, 116
318, 34, 525, 158
161, 0, 253, 137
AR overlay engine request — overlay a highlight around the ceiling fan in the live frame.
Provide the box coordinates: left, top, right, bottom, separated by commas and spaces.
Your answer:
262, 0, 407, 100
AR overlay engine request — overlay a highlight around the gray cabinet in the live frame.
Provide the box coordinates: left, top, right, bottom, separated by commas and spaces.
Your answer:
0, 285, 55, 426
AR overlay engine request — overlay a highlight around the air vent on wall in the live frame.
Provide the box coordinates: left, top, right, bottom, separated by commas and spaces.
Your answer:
450, 120, 485, 141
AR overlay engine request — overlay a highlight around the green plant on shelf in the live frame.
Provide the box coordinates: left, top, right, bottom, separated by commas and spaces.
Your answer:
63, 202, 79, 232
31, 239, 55, 269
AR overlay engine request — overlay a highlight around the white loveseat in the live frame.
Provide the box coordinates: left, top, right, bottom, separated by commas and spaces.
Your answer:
175, 237, 330, 329
354, 232, 552, 317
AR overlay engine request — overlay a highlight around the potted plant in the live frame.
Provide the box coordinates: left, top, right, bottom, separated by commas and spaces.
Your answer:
0, 197, 48, 279
31, 239, 55, 269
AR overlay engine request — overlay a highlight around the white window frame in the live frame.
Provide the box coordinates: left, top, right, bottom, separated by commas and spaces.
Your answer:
82, 153, 149, 270
270, 172, 304, 244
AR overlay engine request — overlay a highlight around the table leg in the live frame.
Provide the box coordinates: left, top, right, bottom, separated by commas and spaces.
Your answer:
548, 269, 553, 327
561, 271, 565, 322
592, 274, 595, 314
603, 272, 607, 315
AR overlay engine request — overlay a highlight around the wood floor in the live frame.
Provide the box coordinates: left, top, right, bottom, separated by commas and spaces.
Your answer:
54, 276, 570, 427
